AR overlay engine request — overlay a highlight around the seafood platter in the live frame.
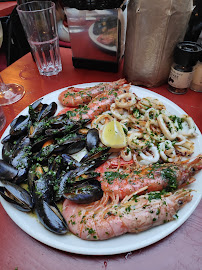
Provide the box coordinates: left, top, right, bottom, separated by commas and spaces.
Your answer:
0, 79, 201, 255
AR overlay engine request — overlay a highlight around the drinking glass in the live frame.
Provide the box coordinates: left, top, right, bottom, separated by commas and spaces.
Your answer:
0, 21, 3, 49
0, 106, 6, 132
0, 75, 25, 106
17, 1, 62, 76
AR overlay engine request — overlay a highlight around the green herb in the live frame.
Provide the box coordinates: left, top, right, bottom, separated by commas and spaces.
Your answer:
161, 167, 178, 191
104, 171, 129, 184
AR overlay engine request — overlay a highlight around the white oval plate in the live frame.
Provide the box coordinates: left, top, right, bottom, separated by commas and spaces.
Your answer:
0, 83, 202, 255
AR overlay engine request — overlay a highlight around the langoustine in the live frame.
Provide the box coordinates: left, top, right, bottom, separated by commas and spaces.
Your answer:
63, 188, 192, 240
96, 155, 202, 200
64, 84, 131, 122
58, 79, 126, 107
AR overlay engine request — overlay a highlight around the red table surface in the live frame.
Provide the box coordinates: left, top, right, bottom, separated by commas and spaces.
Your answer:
0, 47, 202, 270
0, 1, 16, 17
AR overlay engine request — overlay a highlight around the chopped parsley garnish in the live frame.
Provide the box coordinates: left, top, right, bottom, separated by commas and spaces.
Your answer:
104, 171, 129, 184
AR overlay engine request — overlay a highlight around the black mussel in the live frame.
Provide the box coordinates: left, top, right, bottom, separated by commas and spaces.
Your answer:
63, 140, 86, 155
11, 145, 32, 183
34, 173, 54, 203
12, 136, 31, 158
49, 115, 78, 129
36, 103, 48, 121
53, 134, 85, 154
30, 98, 43, 111
10, 115, 30, 137
2, 135, 28, 163
31, 136, 53, 153
29, 119, 48, 139
83, 152, 112, 171
64, 162, 99, 182
2, 142, 13, 163
34, 143, 56, 164
0, 160, 18, 181
48, 156, 65, 180
27, 166, 38, 196
29, 98, 44, 122
80, 146, 110, 163
0, 181, 33, 212
61, 154, 81, 169
34, 198, 68, 234
38, 102, 57, 122
28, 165, 54, 203
86, 128, 100, 152
45, 124, 81, 138
56, 170, 73, 201
67, 171, 100, 184
1, 134, 12, 144
56, 133, 85, 146
63, 180, 103, 204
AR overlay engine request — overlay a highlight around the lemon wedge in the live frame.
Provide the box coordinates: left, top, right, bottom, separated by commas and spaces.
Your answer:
100, 119, 127, 148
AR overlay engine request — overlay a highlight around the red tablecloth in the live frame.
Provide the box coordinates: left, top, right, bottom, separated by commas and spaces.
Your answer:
0, 1, 16, 17
0, 47, 202, 270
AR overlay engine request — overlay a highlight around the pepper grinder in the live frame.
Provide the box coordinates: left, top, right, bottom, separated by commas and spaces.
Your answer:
168, 41, 202, 94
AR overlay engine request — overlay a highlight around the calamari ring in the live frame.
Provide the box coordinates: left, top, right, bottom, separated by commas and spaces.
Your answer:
129, 116, 147, 127
115, 93, 137, 109
127, 133, 148, 150
174, 134, 187, 146
179, 115, 197, 137
137, 97, 166, 114
120, 147, 132, 161
174, 139, 194, 156
139, 144, 160, 165
120, 119, 131, 134
145, 119, 165, 142
145, 108, 160, 121
157, 114, 177, 141
91, 114, 113, 129
110, 103, 130, 120
159, 140, 178, 162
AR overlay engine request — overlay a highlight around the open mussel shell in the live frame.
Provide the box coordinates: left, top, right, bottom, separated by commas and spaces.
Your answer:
68, 171, 100, 184
61, 154, 81, 169
12, 136, 31, 157
29, 119, 48, 139
31, 136, 53, 153
37, 102, 57, 122
34, 198, 68, 234
63, 180, 103, 204
10, 115, 30, 137
29, 98, 57, 123
53, 134, 86, 155
80, 146, 111, 164
0, 181, 33, 212
86, 128, 100, 152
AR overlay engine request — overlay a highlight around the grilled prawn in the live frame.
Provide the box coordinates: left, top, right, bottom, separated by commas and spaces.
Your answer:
96, 155, 202, 200
65, 84, 131, 122
58, 79, 126, 107
63, 188, 192, 240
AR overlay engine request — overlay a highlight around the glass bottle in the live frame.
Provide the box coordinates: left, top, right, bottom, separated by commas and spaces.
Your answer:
168, 41, 202, 94
190, 54, 202, 92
